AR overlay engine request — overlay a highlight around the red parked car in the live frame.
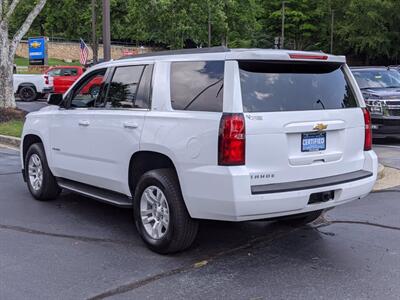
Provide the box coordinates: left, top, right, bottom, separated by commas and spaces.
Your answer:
45, 66, 102, 96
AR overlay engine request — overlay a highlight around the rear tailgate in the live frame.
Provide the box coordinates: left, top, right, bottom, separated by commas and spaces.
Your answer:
238, 60, 366, 188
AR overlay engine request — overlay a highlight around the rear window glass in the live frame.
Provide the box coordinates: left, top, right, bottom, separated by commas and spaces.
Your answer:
170, 61, 224, 112
239, 61, 358, 112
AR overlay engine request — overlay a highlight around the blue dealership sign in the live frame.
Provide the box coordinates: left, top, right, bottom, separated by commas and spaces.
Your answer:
28, 37, 48, 65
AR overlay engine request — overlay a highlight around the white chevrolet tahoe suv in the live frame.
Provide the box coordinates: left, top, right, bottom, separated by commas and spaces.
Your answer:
21, 47, 378, 253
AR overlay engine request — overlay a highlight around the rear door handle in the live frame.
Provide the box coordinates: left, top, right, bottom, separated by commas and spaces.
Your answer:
123, 122, 139, 129
78, 120, 90, 127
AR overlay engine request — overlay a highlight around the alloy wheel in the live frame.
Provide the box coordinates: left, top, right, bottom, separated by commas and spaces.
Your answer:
28, 154, 43, 191
140, 186, 170, 239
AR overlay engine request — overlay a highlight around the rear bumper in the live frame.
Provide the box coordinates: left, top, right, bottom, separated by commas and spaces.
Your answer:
182, 151, 378, 221
251, 170, 372, 194
41, 87, 54, 94
372, 116, 400, 138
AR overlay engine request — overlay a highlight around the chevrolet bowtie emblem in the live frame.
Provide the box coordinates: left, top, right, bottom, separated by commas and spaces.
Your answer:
313, 123, 328, 132
30, 41, 41, 48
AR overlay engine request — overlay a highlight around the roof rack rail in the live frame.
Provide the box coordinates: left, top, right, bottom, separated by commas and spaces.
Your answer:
118, 46, 230, 60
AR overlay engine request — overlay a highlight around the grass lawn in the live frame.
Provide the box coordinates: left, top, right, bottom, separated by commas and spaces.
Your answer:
0, 120, 24, 138
14, 56, 81, 66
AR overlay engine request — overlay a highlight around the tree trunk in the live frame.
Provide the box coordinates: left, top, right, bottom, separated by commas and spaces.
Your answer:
0, 20, 15, 109
0, 61, 16, 109
0, 0, 47, 109
365, 54, 370, 65
91, 0, 98, 63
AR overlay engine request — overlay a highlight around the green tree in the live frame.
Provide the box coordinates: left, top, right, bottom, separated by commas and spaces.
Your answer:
5, 0, 400, 64
337, 0, 393, 64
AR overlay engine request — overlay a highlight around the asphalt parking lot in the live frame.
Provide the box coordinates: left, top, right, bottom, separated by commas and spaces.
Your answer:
15, 98, 49, 113
4, 100, 400, 299
0, 143, 399, 300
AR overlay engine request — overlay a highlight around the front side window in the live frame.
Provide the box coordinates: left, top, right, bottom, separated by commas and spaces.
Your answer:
170, 61, 224, 112
69, 69, 106, 108
240, 61, 358, 112
104, 65, 146, 109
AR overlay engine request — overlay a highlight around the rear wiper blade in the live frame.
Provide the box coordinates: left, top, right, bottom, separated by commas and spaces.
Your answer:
316, 99, 326, 109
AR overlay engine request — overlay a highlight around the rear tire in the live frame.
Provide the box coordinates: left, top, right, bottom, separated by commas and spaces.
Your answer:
25, 143, 61, 201
280, 210, 323, 226
19, 85, 38, 102
133, 169, 199, 254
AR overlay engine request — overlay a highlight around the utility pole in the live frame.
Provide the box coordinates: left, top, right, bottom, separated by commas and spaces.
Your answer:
91, 0, 98, 63
102, 0, 111, 61
330, 9, 335, 54
208, 3, 211, 47
281, 1, 286, 49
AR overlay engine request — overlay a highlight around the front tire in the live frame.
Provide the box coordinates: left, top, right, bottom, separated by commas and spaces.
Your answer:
25, 143, 61, 201
134, 169, 199, 254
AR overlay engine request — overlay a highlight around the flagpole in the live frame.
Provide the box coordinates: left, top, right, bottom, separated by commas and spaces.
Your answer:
103, 0, 111, 61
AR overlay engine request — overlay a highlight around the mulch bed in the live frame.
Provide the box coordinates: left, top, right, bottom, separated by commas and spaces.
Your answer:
0, 108, 27, 123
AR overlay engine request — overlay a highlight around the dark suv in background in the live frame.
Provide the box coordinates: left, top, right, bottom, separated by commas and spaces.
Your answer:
351, 67, 400, 139
388, 65, 400, 73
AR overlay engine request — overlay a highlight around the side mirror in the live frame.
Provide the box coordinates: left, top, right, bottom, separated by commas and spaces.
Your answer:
48, 93, 64, 106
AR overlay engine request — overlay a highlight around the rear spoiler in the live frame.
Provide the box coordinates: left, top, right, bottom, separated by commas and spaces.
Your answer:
226, 50, 346, 63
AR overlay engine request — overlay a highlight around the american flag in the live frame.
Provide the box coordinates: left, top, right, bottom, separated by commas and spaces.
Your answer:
79, 38, 89, 66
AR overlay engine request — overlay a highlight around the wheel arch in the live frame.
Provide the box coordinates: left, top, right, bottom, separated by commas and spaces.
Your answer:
128, 151, 182, 198
17, 82, 37, 93
22, 134, 43, 163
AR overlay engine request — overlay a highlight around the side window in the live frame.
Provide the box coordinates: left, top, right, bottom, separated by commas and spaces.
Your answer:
62, 68, 78, 76
48, 68, 62, 76
170, 61, 224, 112
70, 69, 106, 108
104, 65, 145, 109
135, 65, 153, 109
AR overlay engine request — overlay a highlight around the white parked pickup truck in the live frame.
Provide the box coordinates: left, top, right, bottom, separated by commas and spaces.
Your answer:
20, 47, 378, 253
13, 74, 53, 101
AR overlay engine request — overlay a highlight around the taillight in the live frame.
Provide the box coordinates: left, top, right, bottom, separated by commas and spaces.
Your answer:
44, 75, 49, 85
218, 113, 245, 165
362, 108, 372, 151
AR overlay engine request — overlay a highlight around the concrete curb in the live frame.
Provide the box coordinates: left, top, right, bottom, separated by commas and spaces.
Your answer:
0, 135, 21, 148
374, 165, 400, 191
378, 163, 385, 180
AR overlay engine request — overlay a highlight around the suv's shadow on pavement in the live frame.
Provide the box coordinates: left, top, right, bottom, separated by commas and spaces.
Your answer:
4, 170, 400, 299
54, 190, 303, 258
